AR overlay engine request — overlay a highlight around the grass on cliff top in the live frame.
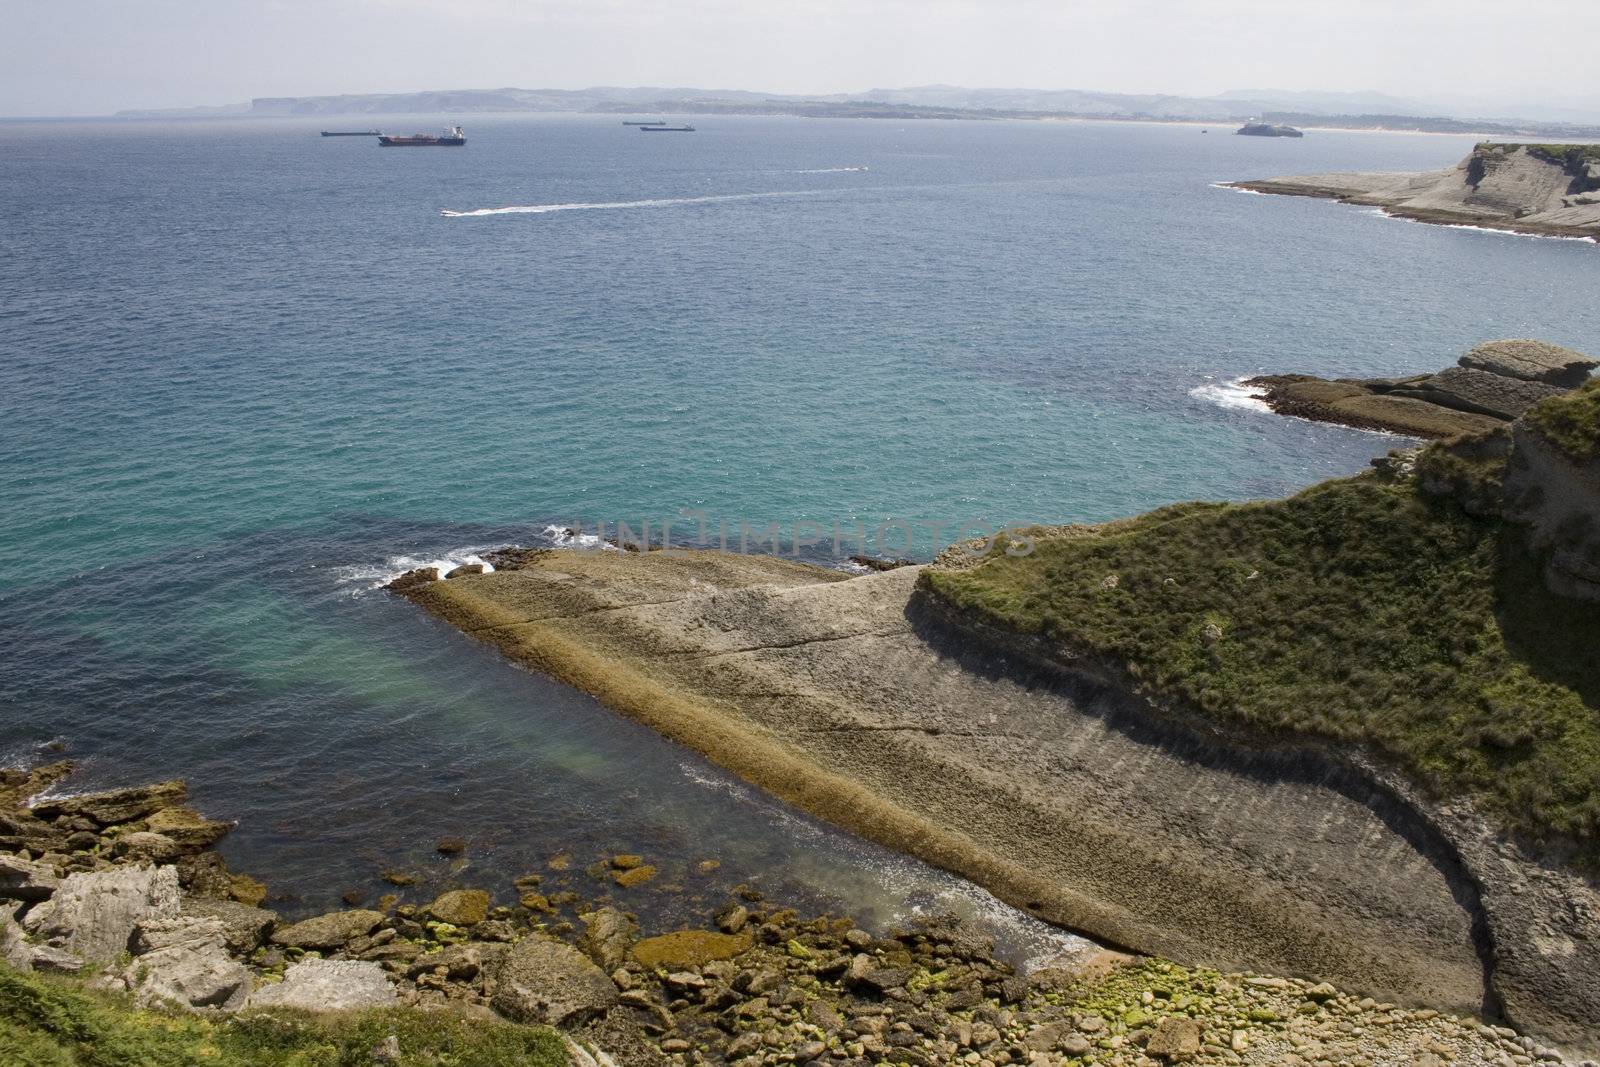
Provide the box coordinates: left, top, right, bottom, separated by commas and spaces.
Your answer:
1522, 379, 1600, 463
1481, 141, 1600, 164
922, 465, 1600, 846
0, 965, 569, 1067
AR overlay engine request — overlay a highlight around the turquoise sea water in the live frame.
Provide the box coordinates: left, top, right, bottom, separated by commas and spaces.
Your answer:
2, 114, 1596, 957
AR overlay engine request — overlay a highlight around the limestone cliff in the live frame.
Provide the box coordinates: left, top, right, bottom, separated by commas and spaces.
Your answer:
1230, 142, 1600, 240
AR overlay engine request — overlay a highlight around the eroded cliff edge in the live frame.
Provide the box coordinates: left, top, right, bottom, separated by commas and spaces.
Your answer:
395, 386, 1600, 1058
1229, 142, 1600, 241
395, 558, 1590, 1056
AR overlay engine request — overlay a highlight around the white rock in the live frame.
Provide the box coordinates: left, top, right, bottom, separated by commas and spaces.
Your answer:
1, 902, 31, 972
23, 863, 180, 963
122, 916, 251, 1011
246, 958, 397, 1011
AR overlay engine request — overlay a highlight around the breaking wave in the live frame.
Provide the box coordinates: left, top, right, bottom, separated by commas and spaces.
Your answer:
1362, 208, 1596, 243
1189, 377, 1270, 413
794, 166, 869, 174
330, 545, 499, 593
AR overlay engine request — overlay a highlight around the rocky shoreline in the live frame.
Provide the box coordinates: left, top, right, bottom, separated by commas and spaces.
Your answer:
4, 760, 1588, 1066
1227, 142, 1600, 242
384, 524, 1600, 1060
1245, 339, 1595, 438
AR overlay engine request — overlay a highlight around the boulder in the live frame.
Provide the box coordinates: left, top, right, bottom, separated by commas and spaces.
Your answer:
1395, 366, 1564, 421
23, 863, 180, 963
631, 929, 751, 970
28, 944, 85, 973
387, 567, 440, 592
1459, 340, 1596, 387
181, 897, 278, 955
2, 902, 31, 972
0, 854, 60, 902
142, 807, 234, 849
1146, 1015, 1203, 1059
491, 932, 618, 1026
270, 908, 385, 951
578, 906, 638, 972
112, 832, 185, 864
30, 780, 187, 827
426, 889, 490, 927
404, 941, 509, 981
122, 917, 251, 1011
444, 563, 486, 579
247, 958, 397, 1011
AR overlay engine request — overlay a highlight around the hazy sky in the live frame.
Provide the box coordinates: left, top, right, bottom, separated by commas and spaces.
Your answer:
7, 0, 1598, 116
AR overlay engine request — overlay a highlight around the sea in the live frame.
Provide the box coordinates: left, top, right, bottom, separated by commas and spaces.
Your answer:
2, 113, 1596, 965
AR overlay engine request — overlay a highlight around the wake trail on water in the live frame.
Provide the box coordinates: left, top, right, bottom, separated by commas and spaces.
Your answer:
442, 188, 835, 218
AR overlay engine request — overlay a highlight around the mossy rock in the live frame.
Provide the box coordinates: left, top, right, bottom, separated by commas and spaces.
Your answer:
632, 929, 753, 969
428, 889, 490, 926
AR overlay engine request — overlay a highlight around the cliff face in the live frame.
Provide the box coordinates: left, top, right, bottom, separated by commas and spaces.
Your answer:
1230, 143, 1600, 240
1503, 383, 1600, 601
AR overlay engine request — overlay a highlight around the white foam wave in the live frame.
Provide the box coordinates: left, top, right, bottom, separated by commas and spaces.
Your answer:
1362, 208, 1596, 243
331, 545, 498, 593
542, 524, 617, 551
1212, 182, 1267, 195
794, 166, 869, 174
442, 189, 831, 218
1189, 377, 1270, 413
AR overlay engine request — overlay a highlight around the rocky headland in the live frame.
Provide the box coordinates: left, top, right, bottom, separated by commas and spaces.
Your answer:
1246, 338, 1596, 438
1228, 142, 1600, 241
386, 380, 1600, 1062
4, 757, 1591, 1067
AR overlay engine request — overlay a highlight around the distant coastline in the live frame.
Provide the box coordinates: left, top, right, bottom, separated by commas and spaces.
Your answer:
93, 84, 1600, 140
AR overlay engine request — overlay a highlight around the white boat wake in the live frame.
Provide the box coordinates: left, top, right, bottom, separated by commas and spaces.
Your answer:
442, 188, 834, 217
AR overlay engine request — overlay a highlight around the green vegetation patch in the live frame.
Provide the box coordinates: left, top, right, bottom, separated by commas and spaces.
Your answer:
0, 965, 569, 1067
1521, 378, 1600, 463
1479, 142, 1600, 165
923, 468, 1600, 845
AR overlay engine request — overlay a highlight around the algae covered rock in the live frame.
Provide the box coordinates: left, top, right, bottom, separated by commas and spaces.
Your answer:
578, 906, 637, 972
427, 888, 490, 926
631, 929, 752, 969
1147, 1015, 1203, 1059
491, 931, 618, 1025
142, 807, 234, 849
271, 908, 384, 950
31, 780, 187, 827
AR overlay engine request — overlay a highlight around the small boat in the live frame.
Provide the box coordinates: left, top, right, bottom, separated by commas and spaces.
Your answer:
640, 125, 695, 133
379, 126, 467, 147
321, 130, 380, 137
623, 120, 667, 126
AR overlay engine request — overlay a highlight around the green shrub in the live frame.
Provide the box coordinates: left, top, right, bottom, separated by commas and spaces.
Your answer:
924, 472, 1600, 846
0, 965, 569, 1067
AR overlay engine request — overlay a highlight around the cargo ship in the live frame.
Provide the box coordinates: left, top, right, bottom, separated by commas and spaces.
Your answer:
640, 125, 695, 133
378, 126, 466, 147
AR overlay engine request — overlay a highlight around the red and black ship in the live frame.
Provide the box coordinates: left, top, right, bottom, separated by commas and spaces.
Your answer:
378, 126, 466, 147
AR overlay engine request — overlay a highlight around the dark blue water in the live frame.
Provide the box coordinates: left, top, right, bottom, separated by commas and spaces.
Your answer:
2, 114, 1596, 957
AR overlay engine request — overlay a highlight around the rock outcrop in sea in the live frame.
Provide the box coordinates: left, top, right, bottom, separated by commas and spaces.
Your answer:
1229, 142, 1600, 240
1246, 338, 1596, 438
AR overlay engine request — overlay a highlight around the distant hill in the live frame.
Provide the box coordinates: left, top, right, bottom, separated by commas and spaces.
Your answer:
110, 84, 1600, 138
